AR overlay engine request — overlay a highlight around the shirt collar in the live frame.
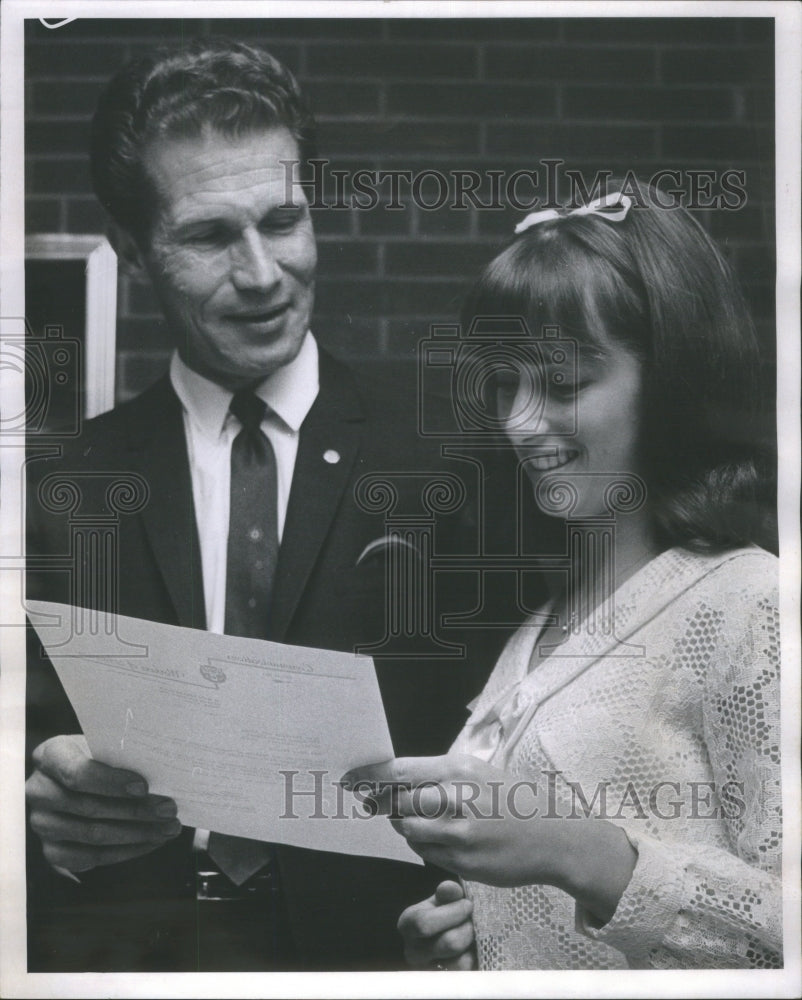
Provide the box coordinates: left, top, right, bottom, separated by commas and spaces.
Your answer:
170, 332, 320, 440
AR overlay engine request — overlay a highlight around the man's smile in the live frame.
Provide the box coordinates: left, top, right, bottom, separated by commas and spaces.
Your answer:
227, 302, 291, 324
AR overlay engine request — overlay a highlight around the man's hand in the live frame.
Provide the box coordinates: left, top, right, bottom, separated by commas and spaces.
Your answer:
398, 880, 476, 970
26, 734, 182, 873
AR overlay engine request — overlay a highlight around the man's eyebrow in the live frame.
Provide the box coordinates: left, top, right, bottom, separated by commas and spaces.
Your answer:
171, 202, 305, 229
262, 202, 305, 215
167, 210, 230, 232
174, 217, 226, 230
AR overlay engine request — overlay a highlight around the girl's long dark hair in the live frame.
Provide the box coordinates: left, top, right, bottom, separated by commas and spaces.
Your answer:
463, 182, 776, 553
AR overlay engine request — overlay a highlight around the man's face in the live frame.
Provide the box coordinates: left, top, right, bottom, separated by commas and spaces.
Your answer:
139, 126, 316, 390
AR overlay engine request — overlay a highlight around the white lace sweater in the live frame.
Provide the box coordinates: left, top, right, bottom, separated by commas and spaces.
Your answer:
452, 546, 781, 969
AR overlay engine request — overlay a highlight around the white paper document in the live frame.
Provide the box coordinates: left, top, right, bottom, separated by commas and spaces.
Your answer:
28, 600, 421, 866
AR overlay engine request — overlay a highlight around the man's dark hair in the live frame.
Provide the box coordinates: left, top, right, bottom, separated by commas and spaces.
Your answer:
90, 37, 317, 245
463, 179, 777, 554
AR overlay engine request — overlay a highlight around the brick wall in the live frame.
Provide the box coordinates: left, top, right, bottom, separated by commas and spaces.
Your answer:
24, 16, 775, 401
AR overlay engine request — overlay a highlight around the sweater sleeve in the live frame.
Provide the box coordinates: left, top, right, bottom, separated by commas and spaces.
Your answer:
576, 558, 783, 968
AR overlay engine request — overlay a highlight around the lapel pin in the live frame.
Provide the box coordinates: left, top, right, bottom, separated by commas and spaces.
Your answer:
323, 449, 340, 464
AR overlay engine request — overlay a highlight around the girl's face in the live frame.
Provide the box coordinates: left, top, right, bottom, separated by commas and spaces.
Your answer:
498, 332, 644, 518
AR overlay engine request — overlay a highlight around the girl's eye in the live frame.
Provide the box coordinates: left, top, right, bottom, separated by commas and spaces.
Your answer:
551, 380, 591, 399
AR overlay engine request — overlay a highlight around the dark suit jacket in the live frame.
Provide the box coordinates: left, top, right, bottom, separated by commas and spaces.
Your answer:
26, 350, 515, 971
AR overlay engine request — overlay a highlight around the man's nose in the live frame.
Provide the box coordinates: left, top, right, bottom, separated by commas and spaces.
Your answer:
231, 230, 282, 291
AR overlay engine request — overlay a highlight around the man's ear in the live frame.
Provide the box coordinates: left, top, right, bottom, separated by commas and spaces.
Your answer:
107, 223, 148, 278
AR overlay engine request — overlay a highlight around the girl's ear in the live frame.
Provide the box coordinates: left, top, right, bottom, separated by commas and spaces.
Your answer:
107, 223, 148, 278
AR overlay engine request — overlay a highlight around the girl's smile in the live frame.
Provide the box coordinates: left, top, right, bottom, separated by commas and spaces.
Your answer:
498, 335, 644, 518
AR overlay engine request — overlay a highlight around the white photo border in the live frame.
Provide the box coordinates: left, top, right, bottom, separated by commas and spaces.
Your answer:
1, 2, 799, 998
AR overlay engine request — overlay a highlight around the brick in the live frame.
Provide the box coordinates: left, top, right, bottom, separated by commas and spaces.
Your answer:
661, 124, 773, 161
739, 18, 775, 46
740, 282, 775, 323
21, 16, 775, 402
417, 206, 473, 238
487, 122, 655, 160
386, 18, 561, 43
661, 47, 772, 85
314, 318, 384, 362
477, 208, 522, 239
356, 204, 414, 237
25, 40, 129, 78
309, 43, 477, 79
26, 118, 91, 157
26, 158, 91, 197
316, 240, 379, 275
385, 241, 499, 278
386, 318, 451, 354
382, 279, 470, 317
28, 18, 203, 43
315, 277, 386, 317
206, 18, 385, 41
115, 37, 302, 75
306, 80, 381, 116
562, 17, 741, 45
741, 88, 773, 125
116, 349, 170, 403
116, 315, 172, 352
25, 198, 63, 233
30, 79, 101, 117
387, 82, 557, 119
127, 282, 163, 319
485, 45, 654, 83
308, 205, 354, 236
564, 86, 733, 123
708, 206, 771, 243
65, 198, 107, 233
319, 119, 481, 159
733, 246, 775, 284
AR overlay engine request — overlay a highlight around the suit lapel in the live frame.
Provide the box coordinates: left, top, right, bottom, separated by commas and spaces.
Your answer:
270, 353, 365, 641
126, 378, 206, 629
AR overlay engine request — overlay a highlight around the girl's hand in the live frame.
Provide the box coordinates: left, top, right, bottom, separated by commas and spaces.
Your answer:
342, 754, 637, 923
398, 880, 476, 970
344, 753, 564, 888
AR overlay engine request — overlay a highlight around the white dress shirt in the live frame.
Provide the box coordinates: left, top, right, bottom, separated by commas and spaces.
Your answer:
171, 333, 319, 855
169, 331, 320, 636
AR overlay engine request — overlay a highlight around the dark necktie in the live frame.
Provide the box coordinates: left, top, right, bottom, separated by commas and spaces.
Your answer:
224, 390, 279, 640
208, 389, 279, 885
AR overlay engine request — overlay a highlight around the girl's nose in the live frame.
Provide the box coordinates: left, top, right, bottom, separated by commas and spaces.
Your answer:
502, 371, 548, 438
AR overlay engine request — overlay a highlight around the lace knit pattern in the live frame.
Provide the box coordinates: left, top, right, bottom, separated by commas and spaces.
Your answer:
453, 547, 781, 970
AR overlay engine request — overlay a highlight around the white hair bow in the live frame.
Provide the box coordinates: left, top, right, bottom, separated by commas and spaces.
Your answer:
514, 191, 633, 235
